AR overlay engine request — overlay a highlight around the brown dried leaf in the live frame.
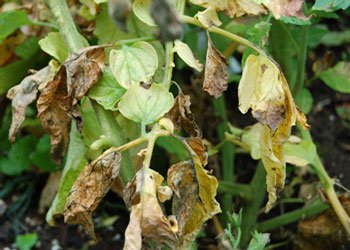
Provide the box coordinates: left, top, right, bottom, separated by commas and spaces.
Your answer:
165, 92, 202, 137
124, 203, 142, 250
123, 167, 178, 248
185, 137, 207, 166
7, 63, 57, 143
64, 148, 122, 240
37, 67, 72, 165
65, 46, 105, 105
226, 0, 267, 17
203, 34, 229, 98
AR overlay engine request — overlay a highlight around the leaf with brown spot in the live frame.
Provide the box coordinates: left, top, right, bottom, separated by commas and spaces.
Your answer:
238, 54, 308, 212
123, 167, 178, 249
37, 67, 72, 165
64, 148, 122, 240
7, 63, 57, 143
203, 34, 229, 98
165, 92, 202, 137
262, 0, 308, 20
65, 46, 106, 105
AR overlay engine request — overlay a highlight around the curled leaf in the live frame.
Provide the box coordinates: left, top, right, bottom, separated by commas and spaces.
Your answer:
165, 92, 202, 137
174, 40, 203, 72
7, 63, 57, 143
203, 34, 229, 98
64, 148, 122, 240
123, 167, 177, 248
238, 54, 308, 211
196, 7, 222, 28
118, 83, 174, 125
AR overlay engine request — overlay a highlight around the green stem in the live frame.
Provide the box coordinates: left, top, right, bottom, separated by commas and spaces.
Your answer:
257, 198, 329, 232
293, 25, 309, 96
218, 181, 253, 200
30, 20, 59, 30
46, 0, 88, 53
180, 15, 266, 56
92, 102, 135, 186
241, 162, 266, 247
115, 36, 155, 46
162, 42, 174, 87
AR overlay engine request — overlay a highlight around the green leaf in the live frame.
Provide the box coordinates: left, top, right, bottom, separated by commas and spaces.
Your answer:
307, 25, 328, 48
15, 37, 40, 60
46, 125, 87, 226
279, 16, 311, 26
312, 0, 350, 12
16, 233, 38, 250
109, 42, 158, 89
133, 0, 156, 26
127, 12, 156, 37
88, 68, 126, 110
247, 231, 270, 250
0, 10, 30, 43
94, 3, 132, 45
320, 30, 350, 47
0, 135, 37, 176
295, 87, 313, 114
118, 83, 174, 124
39, 32, 69, 63
283, 139, 318, 167
29, 134, 57, 172
319, 62, 350, 93
173, 40, 203, 72
156, 136, 188, 161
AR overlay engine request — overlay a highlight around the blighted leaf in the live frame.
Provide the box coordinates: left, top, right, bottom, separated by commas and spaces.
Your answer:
150, 0, 183, 42
66, 46, 106, 105
186, 137, 207, 166
319, 62, 350, 94
238, 54, 309, 211
37, 67, 71, 165
260, 0, 308, 20
197, 7, 222, 28
133, 0, 156, 26
7, 63, 57, 143
174, 40, 203, 72
88, 68, 126, 110
110, 42, 158, 88
39, 32, 69, 63
203, 34, 228, 98
165, 92, 202, 137
46, 125, 87, 226
64, 148, 122, 240
123, 167, 177, 248
226, 0, 267, 17
118, 83, 174, 125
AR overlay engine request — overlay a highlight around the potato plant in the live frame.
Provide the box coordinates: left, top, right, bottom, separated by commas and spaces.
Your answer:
1, 0, 350, 249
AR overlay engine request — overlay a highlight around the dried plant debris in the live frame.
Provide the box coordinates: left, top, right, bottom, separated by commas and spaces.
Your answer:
64, 148, 122, 240
238, 54, 309, 212
203, 34, 229, 98
165, 92, 202, 137
36, 46, 106, 164
7, 62, 57, 143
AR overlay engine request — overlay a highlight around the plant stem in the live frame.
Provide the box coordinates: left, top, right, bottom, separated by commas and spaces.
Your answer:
293, 25, 309, 96
257, 198, 329, 232
218, 181, 253, 201
30, 20, 59, 30
46, 0, 88, 53
162, 42, 175, 87
180, 15, 266, 56
92, 102, 135, 185
115, 36, 155, 46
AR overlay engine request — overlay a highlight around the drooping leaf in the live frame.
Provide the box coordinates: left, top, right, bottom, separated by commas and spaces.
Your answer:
0, 10, 30, 43
118, 83, 174, 125
312, 0, 350, 12
64, 148, 122, 240
123, 167, 177, 248
165, 92, 202, 137
109, 42, 158, 89
238, 54, 309, 211
319, 62, 350, 93
46, 125, 87, 226
173, 40, 203, 72
88, 68, 126, 110
196, 7, 222, 28
150, 0, 182, 42
203, 34, 228, 98
39, 32, 69, 63
133, 0, 156, 26
7, 63, 57, 143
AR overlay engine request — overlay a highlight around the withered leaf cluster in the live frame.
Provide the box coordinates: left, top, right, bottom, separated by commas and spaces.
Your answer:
8, 46, 106, 164
123, 137, 220, 249
64, 148, 122, 240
